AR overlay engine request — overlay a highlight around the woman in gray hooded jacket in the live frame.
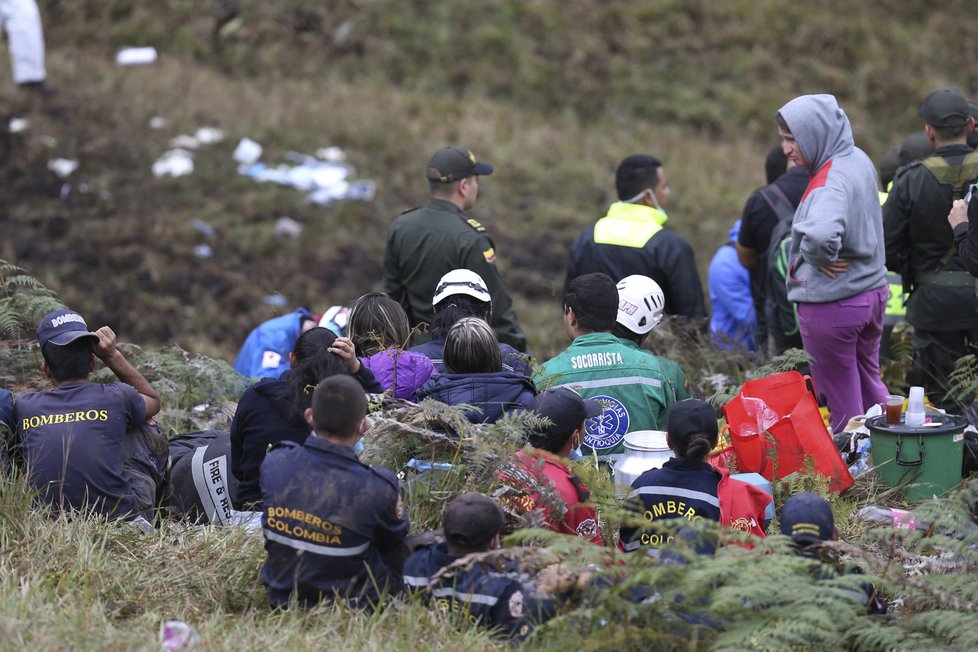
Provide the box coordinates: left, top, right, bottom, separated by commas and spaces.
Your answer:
777, 94, 889, 432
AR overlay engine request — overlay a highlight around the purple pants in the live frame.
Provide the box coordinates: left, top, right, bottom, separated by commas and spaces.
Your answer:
797, 286, 889, 432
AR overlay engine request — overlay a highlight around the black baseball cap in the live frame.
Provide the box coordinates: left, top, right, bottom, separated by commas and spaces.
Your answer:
918, 88, 971, 128
528, 387, 603, 447
37, 309, 98, 350
780, 492, 834, 543
443, 492, 504, 550
426, 147, 493, 183
667, 399, 719, 446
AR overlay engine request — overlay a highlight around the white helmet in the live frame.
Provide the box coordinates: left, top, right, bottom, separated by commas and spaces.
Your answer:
319, 305, 350, 336
432, 269, 492, 307
616, 275, 665, 334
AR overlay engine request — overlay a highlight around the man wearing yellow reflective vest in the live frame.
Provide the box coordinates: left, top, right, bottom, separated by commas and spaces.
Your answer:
565, 155, 707, 321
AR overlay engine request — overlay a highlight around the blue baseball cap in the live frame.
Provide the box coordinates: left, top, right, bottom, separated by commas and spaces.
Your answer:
780, 492, 834, 543
37, 309, 98, 350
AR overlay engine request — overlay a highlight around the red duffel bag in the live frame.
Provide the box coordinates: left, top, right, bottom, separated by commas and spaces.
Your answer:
721, 371, 853, 493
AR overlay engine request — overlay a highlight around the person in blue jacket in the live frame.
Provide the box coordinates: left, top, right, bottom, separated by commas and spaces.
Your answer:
417, 318, 536, 424
403, 492, 554, 638
233, 306, 350, 379
260, 374, 409, 608
708, 220, 757, 351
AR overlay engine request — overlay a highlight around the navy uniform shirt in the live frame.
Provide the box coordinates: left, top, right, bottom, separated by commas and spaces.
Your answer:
403, 542, 554, 638
15, 382, 146, 517
620, 458, 721, 551
260, 434, 409, 608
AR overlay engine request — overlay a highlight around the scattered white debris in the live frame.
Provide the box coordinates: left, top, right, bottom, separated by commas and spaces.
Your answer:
316, 146, 346, 162
307, 179, 374, 206
39, 135, 57, 148
8, 117, 28, 133
47, 158, 79, 178
263, 293, 288, 308
193, 244, 213, 259
240, 152, 374, 206
169, 134, 199, 150
116, 46, 158, 66
273, 216, 304, 238
190, 219, 217, 239
233, 138, 263, 165
160, 620, 199, 652
194, 127, 224, 145
148, 116, 167, 130
152, 149, 194, 177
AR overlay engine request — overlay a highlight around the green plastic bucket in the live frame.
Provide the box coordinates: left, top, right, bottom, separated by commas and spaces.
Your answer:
866, 414, 967, 502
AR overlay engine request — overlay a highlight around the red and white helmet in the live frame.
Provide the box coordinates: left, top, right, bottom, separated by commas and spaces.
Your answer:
616, 275, 665, 334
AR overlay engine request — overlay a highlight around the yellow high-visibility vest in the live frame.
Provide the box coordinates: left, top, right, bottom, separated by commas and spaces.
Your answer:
593, 202, 668, 248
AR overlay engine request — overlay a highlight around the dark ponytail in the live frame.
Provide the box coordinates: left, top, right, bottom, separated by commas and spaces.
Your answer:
286, 327, 346, 422
674, 433, 714, 462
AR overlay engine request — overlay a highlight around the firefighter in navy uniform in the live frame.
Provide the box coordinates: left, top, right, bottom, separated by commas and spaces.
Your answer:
403, 492, 556, 638
260, 375, 409, 608
565, 154, 707, 321
382, 146, 528, 352
883, 88, 978, 410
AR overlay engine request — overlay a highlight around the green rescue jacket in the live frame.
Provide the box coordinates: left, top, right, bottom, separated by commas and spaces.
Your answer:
534, 333, 686, 462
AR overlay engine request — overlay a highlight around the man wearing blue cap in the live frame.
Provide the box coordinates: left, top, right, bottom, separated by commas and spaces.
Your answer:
14, 309, 166, 522
382, 146, 528, 353
780, 492, 887, 614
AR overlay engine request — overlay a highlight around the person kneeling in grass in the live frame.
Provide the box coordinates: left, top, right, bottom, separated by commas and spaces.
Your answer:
619, 399, 771, 553
500, 387, 606, 545
780, 492, 887, 614
260, 374, 409, 609
403, 492, 555, 639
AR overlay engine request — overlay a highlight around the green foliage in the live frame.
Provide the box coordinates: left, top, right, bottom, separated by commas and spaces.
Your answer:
947, 352, 978, 411
0, 259, 65, 341
90, 344, 247, 436
881, 320, 914, 393
706, 347, 813, 408
8, 3, 978, 648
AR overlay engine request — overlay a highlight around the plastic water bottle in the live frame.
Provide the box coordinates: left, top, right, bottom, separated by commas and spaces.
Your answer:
905, 386, 926, 427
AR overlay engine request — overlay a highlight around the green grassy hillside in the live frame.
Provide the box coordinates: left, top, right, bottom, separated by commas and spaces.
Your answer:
5, 4, 978, 648
2, 0, 975, 359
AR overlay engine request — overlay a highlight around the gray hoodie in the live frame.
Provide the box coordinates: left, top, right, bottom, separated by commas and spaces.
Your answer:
779, 94, 887, 303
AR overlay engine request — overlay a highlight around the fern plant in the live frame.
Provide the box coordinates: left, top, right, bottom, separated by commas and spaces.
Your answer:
0, 259, 65, 340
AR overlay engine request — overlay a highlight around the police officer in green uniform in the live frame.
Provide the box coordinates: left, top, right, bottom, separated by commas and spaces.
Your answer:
883, 88, 978, 409
535, 273, 678, 465
382, 147, 528, 352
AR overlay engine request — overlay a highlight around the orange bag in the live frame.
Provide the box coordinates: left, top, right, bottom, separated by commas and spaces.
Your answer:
721, 371, 853, 493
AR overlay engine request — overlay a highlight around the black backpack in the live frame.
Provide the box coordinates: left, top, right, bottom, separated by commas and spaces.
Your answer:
760, 185, 801, 345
